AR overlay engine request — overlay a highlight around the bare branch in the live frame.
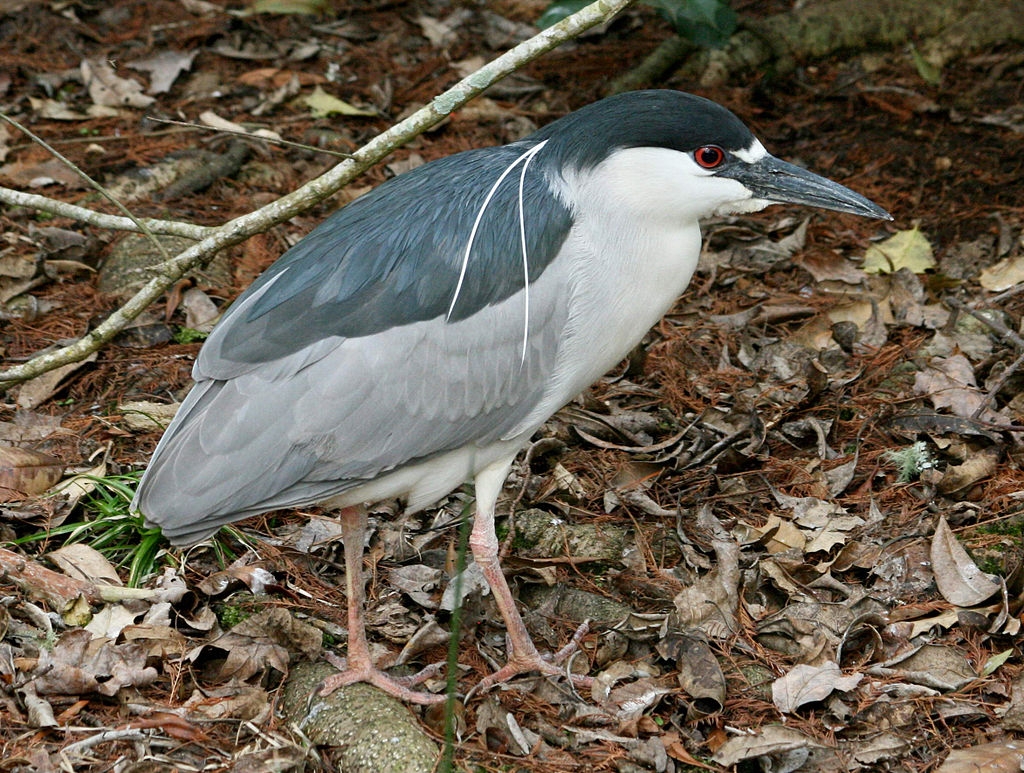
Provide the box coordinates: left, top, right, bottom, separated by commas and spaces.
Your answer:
0, 185, 215, 238
0, 0, 635, 390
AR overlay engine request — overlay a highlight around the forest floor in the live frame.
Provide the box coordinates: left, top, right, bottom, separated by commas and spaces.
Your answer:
1, 1, 1023, 771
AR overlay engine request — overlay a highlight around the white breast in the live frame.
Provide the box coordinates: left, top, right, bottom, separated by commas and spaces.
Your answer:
506, 147, 724, 436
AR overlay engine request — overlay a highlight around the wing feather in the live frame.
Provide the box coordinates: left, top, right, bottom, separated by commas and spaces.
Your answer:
135, 139, 579, 538
200, 143, 573, 373
134, 272, 570, 533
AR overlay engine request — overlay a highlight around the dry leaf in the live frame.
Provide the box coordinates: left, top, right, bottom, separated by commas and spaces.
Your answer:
937, 446, 1000, 494
248, 0, 326, 15
182, 683, 270, 721
605, 677, 674, 722
127, 49, 198, 94
16, 353, 97, 410
303, 86, 376, 117
914, 354, 995, 422
875, 643, 977, 691
80, 59, 155, 109
979, 253, 1024, 291
47, 543, 122, 586
181, 287, 220, 332
713, 725, 824, 767
664, 635, 725, 718
48, 460, 107, 512
24, 98, 88, 122
0, 156, 85, 190
198, 109, 282, 140
122, 623, 188, 659
0, 445, 63, 500
30, 629, 158, 696
119, 400, 179, 432
931, 516, 1000, 606
389, 564, 443, 608
196, 564, 277, 596
772, 661, 863, 713
416, 14, 458, 47
936, 741, 1024, 772
84, 604, 140, 639
862, 227, 935, 274
901, 608, 960, 638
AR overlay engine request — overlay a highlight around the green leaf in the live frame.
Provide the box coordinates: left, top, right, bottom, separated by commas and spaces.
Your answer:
248, 0, 326, 15
908, 43, 942, 86
303, 86, 377, 118
982, 649, 1013, 677
538, 0, 736, 48
646, 0, 737, 49
173, 327, 209, 345
537, 0, 592, 29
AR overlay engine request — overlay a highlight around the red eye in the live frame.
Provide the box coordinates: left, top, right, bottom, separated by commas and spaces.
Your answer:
694, 145, 725, 169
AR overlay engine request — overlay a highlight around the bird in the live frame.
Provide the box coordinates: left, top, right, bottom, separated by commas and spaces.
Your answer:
132, 89, 890, 704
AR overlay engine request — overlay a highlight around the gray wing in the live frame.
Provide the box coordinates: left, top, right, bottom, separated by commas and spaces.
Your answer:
133, 141, 577, 539
206, 142, 572, 371
133, 285, 569, 539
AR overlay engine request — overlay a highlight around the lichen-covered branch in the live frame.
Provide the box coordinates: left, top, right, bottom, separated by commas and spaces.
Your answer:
616, 0, 1024, 90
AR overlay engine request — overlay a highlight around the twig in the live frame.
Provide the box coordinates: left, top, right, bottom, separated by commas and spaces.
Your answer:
946, 296, 1024, 420
0, 545, 101, 606
0, 186, 215, 239
986, 282, 1024, 305
0, 0, 635, 390
146, 114, 355, 159
947, 297, 1024, 351
0, 113, 172, 262
61, 729, 150, 757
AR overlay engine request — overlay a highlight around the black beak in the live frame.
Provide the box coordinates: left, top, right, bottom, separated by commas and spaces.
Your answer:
724, 155, 892, 220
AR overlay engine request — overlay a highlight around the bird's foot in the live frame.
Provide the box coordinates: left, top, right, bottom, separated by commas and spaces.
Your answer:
319, 652, 447, 705
470, 620, 593, 698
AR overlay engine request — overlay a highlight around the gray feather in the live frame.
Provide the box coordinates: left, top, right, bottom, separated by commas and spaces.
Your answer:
134, 275, 570, 540
207, 144, 573, 369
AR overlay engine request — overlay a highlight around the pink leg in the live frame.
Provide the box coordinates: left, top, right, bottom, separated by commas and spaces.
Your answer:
468, 461, 593, 694
318, 506, 445, 705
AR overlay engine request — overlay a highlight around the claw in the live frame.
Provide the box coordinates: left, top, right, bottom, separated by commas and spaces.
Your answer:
468, 620, 593, 700
317, 657, 447, 705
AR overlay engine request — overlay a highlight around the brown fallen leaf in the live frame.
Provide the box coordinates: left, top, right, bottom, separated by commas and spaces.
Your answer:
182, 683, 271, 722
127, 711, 211, 742
47, 543, 122, 587
192, 607, 321, 682
665, 635, 725, 720
29, 629, 158, 697
122, 623, 188, 659
0, 445, 63, 500
772, 661, 863, 713
931, 516, 1000, 607
914, 353, 999, 423
937, 446, 1000, 494
80, 58, 154, 109
713, 725, 825, 767
15, 353, 97, 410
872, 643, 977, 692
936, 740, 1024, 772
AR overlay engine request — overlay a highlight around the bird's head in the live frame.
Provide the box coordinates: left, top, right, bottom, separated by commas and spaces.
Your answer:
535, 90, 891, 224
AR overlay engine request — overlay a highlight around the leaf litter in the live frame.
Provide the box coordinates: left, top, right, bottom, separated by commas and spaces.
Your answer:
0, 2, 1023, 772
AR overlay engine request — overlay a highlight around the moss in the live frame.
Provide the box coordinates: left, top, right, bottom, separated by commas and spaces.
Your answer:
976, 516, 1024, 539
217, 598, 259, 628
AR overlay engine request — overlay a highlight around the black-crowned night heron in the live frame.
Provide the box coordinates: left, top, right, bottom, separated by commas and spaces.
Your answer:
133, 90, 890, 703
